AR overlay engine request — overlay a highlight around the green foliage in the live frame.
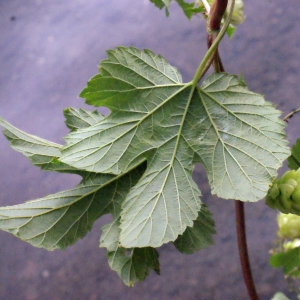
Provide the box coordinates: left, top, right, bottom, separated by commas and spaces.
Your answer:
270, 246, 300, 278
150, 0, 204, 19
288, 138, 300, 170
266, 169, 300, 215
150, 0, 245, 38
277, 213, 300, 239
0, 46, 290, 285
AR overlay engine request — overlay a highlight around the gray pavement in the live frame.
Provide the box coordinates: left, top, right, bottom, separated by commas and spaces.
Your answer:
0, 0, 300, 299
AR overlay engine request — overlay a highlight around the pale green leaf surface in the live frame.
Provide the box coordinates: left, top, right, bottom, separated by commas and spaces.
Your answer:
173, 204, 216, 254
64, 107, 104, 132
60, 47, 289, 248
0, 164, 145, 250
288, 138, 300, 170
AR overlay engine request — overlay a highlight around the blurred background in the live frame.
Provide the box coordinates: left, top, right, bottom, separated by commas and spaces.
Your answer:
0, 0, 300, 299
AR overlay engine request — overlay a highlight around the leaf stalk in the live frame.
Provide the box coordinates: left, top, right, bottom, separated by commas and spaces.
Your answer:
209, 0, 228, 32
191, 0, 234, 85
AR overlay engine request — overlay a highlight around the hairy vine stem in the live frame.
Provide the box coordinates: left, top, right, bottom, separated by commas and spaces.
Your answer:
206, 0, 260, 299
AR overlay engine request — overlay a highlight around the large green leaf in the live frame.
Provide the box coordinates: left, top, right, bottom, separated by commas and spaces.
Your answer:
60, 47, 289, 248
288, 138, 300, 170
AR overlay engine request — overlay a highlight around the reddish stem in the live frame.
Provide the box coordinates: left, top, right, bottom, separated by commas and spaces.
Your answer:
209, 0, 228, 31
207, 0, 227, 72
235, 201, 260, 300
207, 34, 225, 72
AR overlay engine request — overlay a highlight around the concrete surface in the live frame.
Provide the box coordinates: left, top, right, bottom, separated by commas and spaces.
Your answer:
0, 0, 300, 299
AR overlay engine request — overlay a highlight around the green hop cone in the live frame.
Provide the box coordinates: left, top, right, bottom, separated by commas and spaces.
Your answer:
266, 169, 300, 215
277, 213, 300, 239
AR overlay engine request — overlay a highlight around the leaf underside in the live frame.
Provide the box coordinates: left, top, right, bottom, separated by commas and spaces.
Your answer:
0, 46, 289, 285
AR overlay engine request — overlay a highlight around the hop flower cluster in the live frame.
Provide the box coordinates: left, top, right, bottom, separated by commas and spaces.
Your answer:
277, 213, 300, 240
266, 169, 300, 215
225, 0, 246, 25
